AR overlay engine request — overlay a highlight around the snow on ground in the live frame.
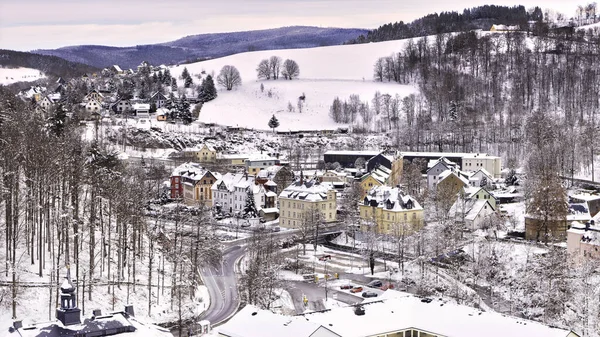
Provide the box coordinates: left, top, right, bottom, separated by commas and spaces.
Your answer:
498, 201, 526, 232
169, 40, 419, 131
0, 66, 45, 85
270, 289, 295, 315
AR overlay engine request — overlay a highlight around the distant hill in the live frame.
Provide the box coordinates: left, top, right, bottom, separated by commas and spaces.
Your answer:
0, 49, 98, 78
33, 26, 369, 69
346, 5, 540, 44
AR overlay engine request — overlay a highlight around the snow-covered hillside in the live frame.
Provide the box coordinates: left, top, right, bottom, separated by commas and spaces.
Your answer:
0, 66, 45, 85
169, 40, 418, 131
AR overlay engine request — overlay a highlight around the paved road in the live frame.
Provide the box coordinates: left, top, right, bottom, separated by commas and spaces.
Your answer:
288, 281, 365, 313
198, 245, 245, 326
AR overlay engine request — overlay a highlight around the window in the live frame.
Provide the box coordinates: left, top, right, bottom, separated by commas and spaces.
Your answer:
412, 213, 416, 219
293, 212, 296, 218
404, 213, 407, 220
329, 213, 332, 218
387, 213, 390, 220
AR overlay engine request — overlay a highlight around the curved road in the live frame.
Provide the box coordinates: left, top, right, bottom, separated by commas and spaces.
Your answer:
199, 245, 245, 326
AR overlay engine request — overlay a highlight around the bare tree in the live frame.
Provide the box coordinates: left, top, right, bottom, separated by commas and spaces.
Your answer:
256, 59, 271, 80
282, 59, 300, 80
217, 65, 242, 90
269, 56, 282, 80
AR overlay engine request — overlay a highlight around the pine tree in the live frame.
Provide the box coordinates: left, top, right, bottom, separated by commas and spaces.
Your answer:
197, 75, 217, 103
184, 75, 193, 88
181, 67, 190, 81
171, 78, 177, 92
243, 189, 258, 218
268, 114, 280, 133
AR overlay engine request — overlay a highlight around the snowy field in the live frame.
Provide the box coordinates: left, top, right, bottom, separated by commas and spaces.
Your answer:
169, 40, 419, 131
0, 66, 45, 85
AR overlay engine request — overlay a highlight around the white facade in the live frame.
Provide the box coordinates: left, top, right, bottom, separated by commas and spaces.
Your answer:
245, 154, 280, 175
85, 99, 101, 112
426, 158, 458, 190
212, 173, 268, 214
461, 154, 502, 178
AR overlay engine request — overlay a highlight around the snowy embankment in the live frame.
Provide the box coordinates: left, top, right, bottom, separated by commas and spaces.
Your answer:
169, 40, 419, 131
0, 66, 45, 85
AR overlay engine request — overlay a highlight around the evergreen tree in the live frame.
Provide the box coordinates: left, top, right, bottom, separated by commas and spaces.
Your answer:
243, 189, 258, 218
268, 114, 280, 133
184, 75, 193, 88
47, 104, 67, 137
171, 78, 177, 92
181, 67, 190, 81
197, 75, 217, 103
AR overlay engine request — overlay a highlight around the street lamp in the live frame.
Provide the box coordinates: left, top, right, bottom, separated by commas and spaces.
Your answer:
324, 259, 328, 301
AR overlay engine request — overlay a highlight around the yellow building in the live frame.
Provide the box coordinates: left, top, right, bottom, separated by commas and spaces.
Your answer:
279, 179, 337, 229
360, 165, 391, 197
359, 185, 424, 235
178, 163, 221, 207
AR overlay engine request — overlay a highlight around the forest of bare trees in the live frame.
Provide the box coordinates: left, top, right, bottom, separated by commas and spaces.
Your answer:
0, 87, 220, 325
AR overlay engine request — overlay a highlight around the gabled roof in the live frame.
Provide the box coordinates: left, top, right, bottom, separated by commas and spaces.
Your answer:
363, 185, 422, 212
279, 179, 334, 202
151, 92, 168, 100
426, 157, 458, 172
439, 169, 469, 186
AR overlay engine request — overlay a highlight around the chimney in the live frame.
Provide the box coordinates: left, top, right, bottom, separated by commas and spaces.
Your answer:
124, 305, 135, 317
56, 266, 81, 326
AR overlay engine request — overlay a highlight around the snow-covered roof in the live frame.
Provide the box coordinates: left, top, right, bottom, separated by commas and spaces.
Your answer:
567, 202, 592, 222
8, 309, 172, 337
113, 65, 123, 72
324, 150, 380, 157
264, 180, 278, 187
298, 293, 573, 337
403, 151, 486, 158
438, 168, 470, 186
171, 162, 216, 182
221, 293, 574, 337
246, 153, 278, 162
212, 173, 253, 192
257, 165, 284, 179
568, 221, 600, 246
132, 103, 150, 111
364, 185, 422, 212
491, 24, 520, 31
279, 179, 335, 202
219, 304, 340, 337
361, 165, 390, 185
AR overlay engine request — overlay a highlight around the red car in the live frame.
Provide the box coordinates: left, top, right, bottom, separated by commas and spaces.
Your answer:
350, 286, 363, 293
340, 284, 353, 290
318, 255, 332, 261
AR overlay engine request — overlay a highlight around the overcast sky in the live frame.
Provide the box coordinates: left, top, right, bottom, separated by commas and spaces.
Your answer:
0, 0, 579, 51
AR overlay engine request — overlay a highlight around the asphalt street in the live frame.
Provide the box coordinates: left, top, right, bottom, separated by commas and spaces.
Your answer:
198, 245, 245, 326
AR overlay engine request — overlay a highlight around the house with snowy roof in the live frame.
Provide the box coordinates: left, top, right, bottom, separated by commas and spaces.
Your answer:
85, 99, 102, 112
38, 95, 53, 111
170, 162, 220, 207
256, 165, 295, 193
110, 98, 132, 113
359, 185, 424, 235
150, 92, 168, 108
182, 144, 217, 163
83, 89, 104, 103
468, 168, 494, 188
567, 220, 600, 263
112, 64, 123, 74
449, 187, 497, 231
278, 178, 337, 228
245, 153, 280, 175
426, 157, 460, 190
211, 173, 273, 216
218, 292, 577, 337
359, 165, 392, 197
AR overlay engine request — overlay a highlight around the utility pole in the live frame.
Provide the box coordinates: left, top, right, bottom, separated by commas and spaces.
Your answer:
324, 259, 328, 301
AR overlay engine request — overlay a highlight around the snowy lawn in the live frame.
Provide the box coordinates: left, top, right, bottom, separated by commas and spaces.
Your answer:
0, 66, 45, 85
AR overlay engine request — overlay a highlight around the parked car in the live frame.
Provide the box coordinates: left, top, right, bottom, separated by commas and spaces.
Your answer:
362, 291, 378, 298
350, 286, 363, 293
318, 255, 332, 261
367, 280, 383, 288
340, 284, 353, 290
240, 222, 251, 228
380, 283, 395, 291
271, 226, 280, 232
421, 298, 433, 303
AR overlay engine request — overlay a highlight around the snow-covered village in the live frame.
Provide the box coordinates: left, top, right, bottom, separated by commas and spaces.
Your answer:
1, 1, 600, 336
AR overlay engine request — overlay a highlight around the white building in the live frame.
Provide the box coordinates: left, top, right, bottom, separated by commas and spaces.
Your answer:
567, 220, 600, 262
212, 173, 270, 215
85, 99, 102, 112
461, 154, 502, 178
218, 291, 577, 337
245, 153, 280, 175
